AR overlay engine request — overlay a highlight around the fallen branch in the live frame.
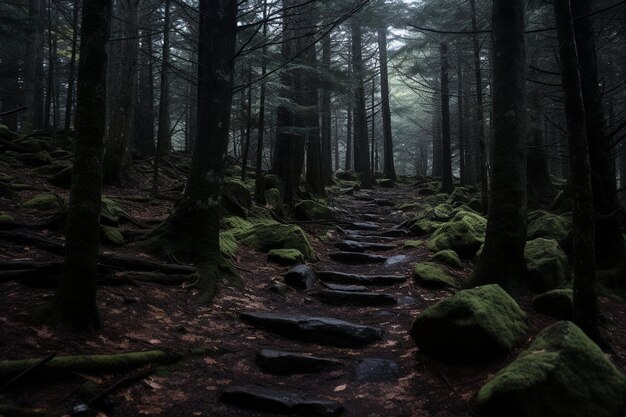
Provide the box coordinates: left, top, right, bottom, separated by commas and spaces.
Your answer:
0, 354, 56, 392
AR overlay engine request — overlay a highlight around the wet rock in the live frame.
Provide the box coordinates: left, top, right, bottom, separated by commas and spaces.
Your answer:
334, 240, 395, 253
348, 221, 379, 231
353, 358, 401, 382
316, 271, 406, 286
284, 264, 316, 290
256, 349, 344, 374
240, 311, 382, 348
383, 254, 410, 267
221, 386, 344, 417
329, 252, 387, 264
322, 283, 369, 292
313, 290, 396, 307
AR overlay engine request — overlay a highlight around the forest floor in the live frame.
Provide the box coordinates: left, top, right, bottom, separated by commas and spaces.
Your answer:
2, 160, 626, 417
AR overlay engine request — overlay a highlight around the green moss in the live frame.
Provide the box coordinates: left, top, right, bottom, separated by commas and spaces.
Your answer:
450, 210, 486, 235
223, 216, 253, 231
531, 289, 573, 320
0, 214, 16, 228
427, 220, 484, 258
101, 197, 129, 224
224, 179, 252, 210
524, 238, 569, 292
432, 203, 453, 221
413, 262, 458, 289
219, 216, 254, 258
409, 218, 441, 235
400, 203, 420, 212
403, 239, 424, 249
527, 211, 571, 242
410, 284, 528, 363
21, 193, 63, 211
268, 248, 304, 265
432, 249, 463, 268
477, 321, 626, 417
293, 200, 335, 221
100, 225, 125, 246
235, 221, 317, 261
265, 188, 282, 212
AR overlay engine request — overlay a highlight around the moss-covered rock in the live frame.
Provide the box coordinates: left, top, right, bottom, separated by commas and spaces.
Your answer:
21, 193, 63, 211
524, 238, 569, 292
410, 284, 528, 363
265, 188, 283, 214
293, 200, 334, 221
477, 321, 626, 417
432, 203, 453, 221
236, 221, 317, 261
224, 179, 252, 211
268, 248, 304, 265
403, 240, 423, 249
409, 218, 440, 236
527, 211, 571, 242
100, 225, 125, 246
531, 289, 573, 320
427, 220, 484, 258
447, 187, 471, 205
432, 249, 463, 268
0, 214, 16, 228
100, 197, 129, 225
413, 262, 457, 289
450, 210, 486, 235
219, 216, 254, 258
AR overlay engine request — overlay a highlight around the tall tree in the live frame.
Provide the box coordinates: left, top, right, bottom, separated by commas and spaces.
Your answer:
320, 31, 333, 185
554, 0, 601, 342
64, 0, 80, 131
135, 6, 155, 156
378, 25, 396, 180
23, 0, 44, 131
38, 0, 112, 331
469, 0, 527, 289
351, 20, 372, 188
254, 0, 268, 204
147, 0, 238, 302
439, 41, 453, 194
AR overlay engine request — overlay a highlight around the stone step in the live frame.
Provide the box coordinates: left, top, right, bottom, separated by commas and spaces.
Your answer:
380, 228, 411, 237
334, 240, 396, 253
313, 290, 397, 307
328, 251, 387, 264
240, 311, 382, 348
256, 349, 345, 374
347, 221, 380, 231
316, 271, 406, 286
221, 386, 344, 417
322, 282, 369, 292
354, 358, 401, 382
342, 234, 397, 242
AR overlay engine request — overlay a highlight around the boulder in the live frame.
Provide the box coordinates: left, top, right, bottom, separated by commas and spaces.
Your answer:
427, 220, 484, 258
527, 211, 571, 242
264, 188, 283, 214
410, 284, 528, 363
284, 264, 316, 290
21, 193, 63, 211
413, 262, 457, 289
432, 249, 463, 268
223, 179, 252, 216
409, 218, 440, 236
100, 197, 129, 225
432, 204, 453, 221
477, 321, 626, 417
524, 238, 569, 292
531, 289, 573, 320
294, 200, 334, 221
268, 248, 304, 265
236, 222, 317, 261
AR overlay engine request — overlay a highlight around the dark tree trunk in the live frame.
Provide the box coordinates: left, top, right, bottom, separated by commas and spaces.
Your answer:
378, 26, 396, 180
147, 0, 238, 302
457, 52, 465, 185
44, 0, 57, 128
351, 22, 371, 188
431, 95, 442, 177
527, 90, 556, 208
38, 0, 112, 331
571, 0, 625, 275
554, 0, 601, 341
135, 12, 155, 156
440, 42, 454, 194
103, 0, 139, 185
334, 107, 339, 172
371, 78, 376, 177
469, 0, 527, 290
23, 0, 44, 131
241, 64, 253, 181
469, 0, 488, 212
320, 32, 333, 185
345, 107, 352, 171
64, 0, 80, 131
254, 0, 268, 204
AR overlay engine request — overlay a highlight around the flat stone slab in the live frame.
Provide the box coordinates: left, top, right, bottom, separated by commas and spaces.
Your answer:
240, 311, 382, 348
313, 290, 397, 307
256, 349, 345, 374
354, 358, 401, 382
384, 255, 410, 267
322, 283, 369, 292
334, 240, 396, 253
343, 234, 397, 242
329, 252, 387, 264
316, 271, 406, 286
348, 221, 380, 231
221, 386, 344, 417
380, 229, 410, 237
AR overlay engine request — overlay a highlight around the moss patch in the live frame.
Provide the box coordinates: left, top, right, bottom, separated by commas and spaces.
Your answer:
100, 225, 125, 246
524, 238, 569, 292
268, 248, 304, 265
409, 218, 440, 236
527, 211, 571, 242
413, 262, 458, 289
432, 249, 463, 268
294, 200, 334, 221
21, 193, 63, 211
403, 240, 423, 249
235, 221, 317, 261
0, 214, 16, 228
410, 284, 528, 363
477, 321, 626, 417
427, 220, 484, 258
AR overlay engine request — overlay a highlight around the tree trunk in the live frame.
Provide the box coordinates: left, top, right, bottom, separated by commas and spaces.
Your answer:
44, 0, 56, 128
254, 0, 268, 204
554, 0, 601, 341
469, 0, 488, 212
23, 0, 44, 131
440, 42, 454, 194
345, 107, 352, 171
377, 26, 396, 181
64, 0, 80, 131
135, 12, 155, 156
457, 52, 465, 185
146, 0, 238, 302
103, 0, 139, 185
241, 64, 253, 181
469, 0, 527, 290
351, 21, 371, 188
320, 32, 333, 185
431, 95, 442, 177
38, 0, 112, 331
571, 0, 625, 275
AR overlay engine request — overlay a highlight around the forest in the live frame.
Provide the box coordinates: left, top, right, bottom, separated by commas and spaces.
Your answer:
0, 0, 626, 415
